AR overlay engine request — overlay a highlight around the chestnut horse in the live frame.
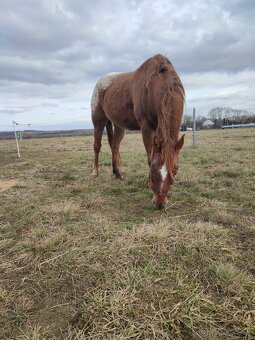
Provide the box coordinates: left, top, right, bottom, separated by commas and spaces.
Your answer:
91, 54, 185, 209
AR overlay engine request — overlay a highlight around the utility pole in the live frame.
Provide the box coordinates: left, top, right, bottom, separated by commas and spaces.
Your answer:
192, 107, 196, 147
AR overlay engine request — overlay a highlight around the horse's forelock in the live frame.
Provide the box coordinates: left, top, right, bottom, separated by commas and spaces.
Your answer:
151, 130, 175, 178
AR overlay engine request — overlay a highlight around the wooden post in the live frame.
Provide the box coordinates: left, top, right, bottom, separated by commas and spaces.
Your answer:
192, 107, 196, 147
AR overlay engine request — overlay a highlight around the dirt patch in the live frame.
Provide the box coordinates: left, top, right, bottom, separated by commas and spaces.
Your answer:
0, 179, 18, 192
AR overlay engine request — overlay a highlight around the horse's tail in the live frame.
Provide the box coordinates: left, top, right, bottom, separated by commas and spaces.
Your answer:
106, 120, 113, 149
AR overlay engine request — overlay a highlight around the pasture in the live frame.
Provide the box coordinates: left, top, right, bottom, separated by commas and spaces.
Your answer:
0, 128, 255, 339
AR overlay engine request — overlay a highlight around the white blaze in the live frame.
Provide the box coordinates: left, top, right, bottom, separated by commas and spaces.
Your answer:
160, 164, 168, 181
91, 72, 122, 111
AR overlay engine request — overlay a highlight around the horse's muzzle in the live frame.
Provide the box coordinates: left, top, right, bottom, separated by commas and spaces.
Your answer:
152, 195, 168, 210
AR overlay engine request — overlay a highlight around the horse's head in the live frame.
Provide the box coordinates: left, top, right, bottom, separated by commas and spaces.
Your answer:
149, 134, 185, 209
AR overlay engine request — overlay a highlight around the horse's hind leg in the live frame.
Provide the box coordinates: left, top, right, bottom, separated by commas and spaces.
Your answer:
111, 125, 125, 179
92, 108, 107, 177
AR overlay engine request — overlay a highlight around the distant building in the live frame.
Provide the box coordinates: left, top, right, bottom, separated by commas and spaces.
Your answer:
202, 119, 214, 128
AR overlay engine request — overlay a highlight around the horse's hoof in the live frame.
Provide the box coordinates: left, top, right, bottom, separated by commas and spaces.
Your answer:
92, 170, 98, 177
116, 175, 124, 180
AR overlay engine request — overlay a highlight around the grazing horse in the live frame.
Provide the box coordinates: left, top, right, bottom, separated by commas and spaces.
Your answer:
91, 54, 185, 209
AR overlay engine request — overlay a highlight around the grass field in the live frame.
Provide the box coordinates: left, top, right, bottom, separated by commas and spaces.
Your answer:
0, 128, 255, 339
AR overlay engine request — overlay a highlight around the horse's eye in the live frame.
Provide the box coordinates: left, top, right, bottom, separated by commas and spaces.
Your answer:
159, 66, 166, 73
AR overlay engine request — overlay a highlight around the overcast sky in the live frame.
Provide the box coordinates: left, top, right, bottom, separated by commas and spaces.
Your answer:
0, 0, 254, 130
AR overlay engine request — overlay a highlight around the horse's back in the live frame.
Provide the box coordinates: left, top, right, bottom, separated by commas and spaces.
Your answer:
101, 72, 140, 130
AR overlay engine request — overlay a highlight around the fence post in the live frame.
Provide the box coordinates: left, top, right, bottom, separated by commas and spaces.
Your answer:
192, 107, 196, 147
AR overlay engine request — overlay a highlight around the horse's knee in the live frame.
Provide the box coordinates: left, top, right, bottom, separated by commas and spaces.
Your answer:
94, 142, 101, 153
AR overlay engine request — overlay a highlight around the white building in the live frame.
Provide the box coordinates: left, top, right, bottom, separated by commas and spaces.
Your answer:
202, 119, 214, 128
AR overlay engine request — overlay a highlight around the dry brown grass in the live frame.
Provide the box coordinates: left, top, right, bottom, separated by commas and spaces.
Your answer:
0, 179, 19, 192
0, 128, 255, 339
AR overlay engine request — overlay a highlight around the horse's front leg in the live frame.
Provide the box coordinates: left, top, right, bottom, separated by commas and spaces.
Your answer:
140, 124, 154, 187
141, 125, 154, 165
112, 126, 125, 179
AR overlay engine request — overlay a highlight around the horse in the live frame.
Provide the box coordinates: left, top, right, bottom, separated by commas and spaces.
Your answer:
91, 54, 185, 209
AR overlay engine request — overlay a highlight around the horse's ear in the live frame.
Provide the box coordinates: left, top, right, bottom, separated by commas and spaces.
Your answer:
175, 134, 185, 152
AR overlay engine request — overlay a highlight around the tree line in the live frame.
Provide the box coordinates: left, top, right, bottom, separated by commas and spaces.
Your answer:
183, 107, 255, 129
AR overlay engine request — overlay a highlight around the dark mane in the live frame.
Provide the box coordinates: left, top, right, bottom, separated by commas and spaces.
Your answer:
149, 55, 185, 179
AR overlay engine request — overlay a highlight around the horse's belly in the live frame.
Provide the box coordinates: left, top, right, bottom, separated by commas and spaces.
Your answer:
105, 109, 140, 131
122, 117, 140, 130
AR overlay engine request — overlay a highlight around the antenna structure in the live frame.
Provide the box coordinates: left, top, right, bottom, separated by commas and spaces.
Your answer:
12, 121, 31, 158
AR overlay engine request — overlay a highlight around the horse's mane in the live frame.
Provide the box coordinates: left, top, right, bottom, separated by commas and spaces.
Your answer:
149, 55, 185, 179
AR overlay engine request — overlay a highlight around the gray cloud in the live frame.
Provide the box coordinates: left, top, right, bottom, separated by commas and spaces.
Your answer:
0, 103, 59, 115
0, 0, 254, 129
0, 107, 31, 115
